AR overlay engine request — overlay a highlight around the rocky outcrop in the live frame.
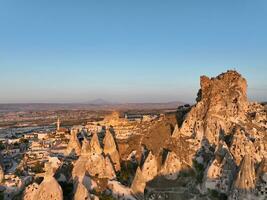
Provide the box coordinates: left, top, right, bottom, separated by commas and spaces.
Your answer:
90, 133, 102, 155
73, 182, 91, 200
104, 156, 117, 179
0, 164, 4, 183
203, 141, 236, 194
173, 70, 248, 146
81, 138, 91, 156
103, 130, 121, 171
63, 70, 267, 199
72, 139, 92, 188
108, 181, 136, 200
23, 183, 39, 200
85, 133, 116, 180
255, 157, 267, 199
129, 151, 159, 199
66, 129, 81, 156
170, 70, 266, 198
230, 154, 256, 200
131, 167, 146, 196
23, 160, 63, 200
86, 152, 116, 180
72, 156, 89, 183
34, 176, 63, 200
230, 127, 256, 165
141, 151, 158, 182
160, 151, 181, 180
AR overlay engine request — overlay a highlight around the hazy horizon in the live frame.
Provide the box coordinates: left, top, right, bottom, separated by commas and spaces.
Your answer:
1, 1, 267, 103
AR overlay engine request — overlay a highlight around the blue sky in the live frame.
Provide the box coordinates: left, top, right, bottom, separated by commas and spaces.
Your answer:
0, 0, 266, 103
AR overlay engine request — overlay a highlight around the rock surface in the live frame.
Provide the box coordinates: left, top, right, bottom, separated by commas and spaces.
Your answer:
34, 176, 63, 200
103, 129, 121, 171
131, 167, 146, 196
174, 71, 248, 143
229, 154, 256, 200
74, 182, 91, 200
160, 151, 181, 180
81, 138, 91, 156
141, 151, 158, 182
0, 164, 4, 183
90, 133, 102, 155
66, 129, 82, 156
23, 183, 39, 200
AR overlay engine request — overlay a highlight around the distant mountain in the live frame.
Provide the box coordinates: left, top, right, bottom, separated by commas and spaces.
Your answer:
0, 101, 186, 112
86, 98, 113, 105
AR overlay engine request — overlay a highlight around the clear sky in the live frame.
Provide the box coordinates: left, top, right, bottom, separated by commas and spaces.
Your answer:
0, 0, 266, 103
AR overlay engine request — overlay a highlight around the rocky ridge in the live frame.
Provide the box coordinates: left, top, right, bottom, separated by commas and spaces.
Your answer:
21, 70, 267, 200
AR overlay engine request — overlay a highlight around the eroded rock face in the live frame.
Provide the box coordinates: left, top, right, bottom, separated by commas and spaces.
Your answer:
174, 70, 248, 146
108, 181, 136, 200
72, 156, 89, 183
255, 157, 267, 199
104, 156, 116, 180
256, 158, 267, 182
34, 176, 63, 200
203, 141, 236, 194
103, 130, 121, 171
81, 138, 91, 156
160, 151, 181, 180
235, 155, 256, 189
55, 70, 266, 199
85, 134, 116, 180
66, 129, 82, 156
131, 167, 146, 196
230, 127, 255, 166
0, 164, 4, 183
230, 154, 256, 200
23, 183, 39, 200
170, 70, 266, 198
90, 133, 102, 155
74, 182, 91, 200
141, 151, 158, 182
23, 159, 63, 200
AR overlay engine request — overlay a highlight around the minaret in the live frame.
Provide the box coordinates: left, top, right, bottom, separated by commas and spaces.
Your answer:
57, 118, 60, 131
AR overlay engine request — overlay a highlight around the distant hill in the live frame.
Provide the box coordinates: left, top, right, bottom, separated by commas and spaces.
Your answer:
86, 98, 113, 105
0, 101, 186, 112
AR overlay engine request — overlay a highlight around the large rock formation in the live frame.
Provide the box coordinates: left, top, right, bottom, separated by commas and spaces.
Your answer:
84, 132, 116, 180
72, 139, 94, 190
72, 155, 89, 183
230, 154, 256, 200
81, 138, 91, 156
73, 182, 91, 200
141, 151, 158, 182
34, 176, 63, 200
23, 183, 39, 200
104, 156, 117, 179
103, 129, 121, 171
131, 167, 146, 196
0, 164, 4, 183
90, 133, 102, 155
56, 70, 267, 199
203, 141, 236, 194
86, 152, 116, 180
255, 157, 267, 199
108, 180, 136, 200
160, 151, 182, 180
173, 70, 249, 146
24, 162, 63, 200
66, 129, 81, 156
170, 70, 266, 198
230, 127, 256, 165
